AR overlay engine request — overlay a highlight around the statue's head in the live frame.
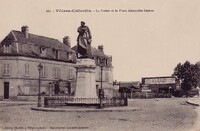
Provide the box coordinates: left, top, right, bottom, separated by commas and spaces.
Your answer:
81, 21, 85, 26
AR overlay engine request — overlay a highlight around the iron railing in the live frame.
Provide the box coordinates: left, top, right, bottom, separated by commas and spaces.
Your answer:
103, 97, 128, 107
44, 96, 128, 108
122, 92, 171, 99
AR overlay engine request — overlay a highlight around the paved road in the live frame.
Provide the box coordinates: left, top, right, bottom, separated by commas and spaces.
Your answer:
0, 98, 199, 131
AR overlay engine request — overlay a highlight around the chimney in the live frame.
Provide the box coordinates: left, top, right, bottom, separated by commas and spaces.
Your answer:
21, 25, 29, 38
63, 36, 71, 47
98, 45, 104, 53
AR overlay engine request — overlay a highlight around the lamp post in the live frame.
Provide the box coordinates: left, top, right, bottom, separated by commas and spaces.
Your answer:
37, 63, 43, 107
99, 59, 105, 109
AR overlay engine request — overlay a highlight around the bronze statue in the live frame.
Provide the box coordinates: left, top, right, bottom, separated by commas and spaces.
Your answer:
77, 21, 92, 58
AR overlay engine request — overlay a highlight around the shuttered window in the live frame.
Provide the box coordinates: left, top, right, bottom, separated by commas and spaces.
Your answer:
53, 67, 60, 79
25, 63, 30, 76
3, 63, 10, 75
41, 65, 47, 78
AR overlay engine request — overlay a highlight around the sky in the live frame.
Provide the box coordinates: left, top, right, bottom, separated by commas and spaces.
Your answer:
0, 0, 200, 81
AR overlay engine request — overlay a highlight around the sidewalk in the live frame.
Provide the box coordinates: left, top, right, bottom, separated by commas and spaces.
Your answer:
0, 100, 37, 106
0, 100, 141, 112
31, 106, 142, 112
186, 98, 200, 106
187, 98, 200, 131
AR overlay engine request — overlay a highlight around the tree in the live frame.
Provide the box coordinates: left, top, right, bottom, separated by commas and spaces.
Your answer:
172, 61, 200, 97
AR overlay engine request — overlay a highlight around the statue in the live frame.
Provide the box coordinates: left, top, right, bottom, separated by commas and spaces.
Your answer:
77, 21, 92, 58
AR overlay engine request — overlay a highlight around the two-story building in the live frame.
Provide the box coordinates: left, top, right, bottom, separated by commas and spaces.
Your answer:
0, 26, 115, 100
0, 26, 77, 100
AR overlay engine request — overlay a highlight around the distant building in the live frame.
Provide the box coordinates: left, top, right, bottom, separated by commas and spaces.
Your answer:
118, 81, 141, 97
119, 81, 141, 92
0, 26, 77, 100
141, 76, 176, 93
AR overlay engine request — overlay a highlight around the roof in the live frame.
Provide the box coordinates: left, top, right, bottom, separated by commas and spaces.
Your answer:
119, 81, 141, 89
142, 76, 175, 79
0, 29, 76, 62
12, 30, 74, 52
6, 30, 74, 52
119, 81, 141, 92
72, 45, 109, 58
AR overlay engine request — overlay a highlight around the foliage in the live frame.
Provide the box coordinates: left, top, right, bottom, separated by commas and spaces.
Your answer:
172, 61, 200, 93
172, 90, 184, 97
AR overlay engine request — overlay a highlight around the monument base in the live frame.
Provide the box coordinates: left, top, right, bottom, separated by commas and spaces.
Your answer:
74, 58, 98, 98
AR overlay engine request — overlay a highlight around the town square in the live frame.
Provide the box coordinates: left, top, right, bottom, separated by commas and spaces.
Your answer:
0, 0, 200, 131
0, 98, 200, 131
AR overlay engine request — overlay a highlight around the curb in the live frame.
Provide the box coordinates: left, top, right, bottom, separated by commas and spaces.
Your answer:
0, 102, 39, 107
186, 100, 200, 106
0, 101, 38, 104
31, 107, 142, 112
0, 103, 36, 107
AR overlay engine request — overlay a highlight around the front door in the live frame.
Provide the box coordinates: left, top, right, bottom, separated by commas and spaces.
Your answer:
54, 82, 60, 95
4, 82, 9, 99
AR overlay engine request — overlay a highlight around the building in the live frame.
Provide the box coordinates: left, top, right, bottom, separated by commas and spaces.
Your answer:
119, 81, 141, 92
118, 81, 141, 98
0, 26, 115, 100
141, 76, 176, 94
0, 26, 77, 100
72, 45, 114, 97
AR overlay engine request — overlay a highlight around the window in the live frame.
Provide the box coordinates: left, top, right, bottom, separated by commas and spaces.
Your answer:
25, 64, 30, 76
97, 57, 101, 65
41, 65, 47, 78
69, 69, 74, 79
55, 50, 59, 59
98, 71, 101, 81
3, 44, 11, 53
23, 82, 30, 95
105, 72, 109, 82
53, 67, 60, 79
68, 52, 73, 61
40, 47, 46, 57
3, 63, 10, 75
98, 57, 106, 66
53, 49, 59, 59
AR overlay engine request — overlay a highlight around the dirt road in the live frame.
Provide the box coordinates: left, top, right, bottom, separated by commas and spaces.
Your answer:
0, 98, 199, 131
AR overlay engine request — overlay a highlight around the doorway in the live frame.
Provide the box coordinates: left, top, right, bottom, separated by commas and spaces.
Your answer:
54, 82, 60, 95
4, 82, 9, 99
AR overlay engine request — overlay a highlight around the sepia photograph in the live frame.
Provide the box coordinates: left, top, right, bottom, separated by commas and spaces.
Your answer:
0, 0, 200, 131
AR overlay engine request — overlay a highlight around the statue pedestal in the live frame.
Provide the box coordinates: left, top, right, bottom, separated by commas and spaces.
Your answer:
74, 59, 97, 98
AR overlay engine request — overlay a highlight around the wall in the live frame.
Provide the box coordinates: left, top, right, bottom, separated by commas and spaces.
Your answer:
0, 56, 115, 100
0, 56, 76, 100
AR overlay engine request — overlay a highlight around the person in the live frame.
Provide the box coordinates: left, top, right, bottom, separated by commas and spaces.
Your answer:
77, 21, 92, 58
197, 86, 200, 97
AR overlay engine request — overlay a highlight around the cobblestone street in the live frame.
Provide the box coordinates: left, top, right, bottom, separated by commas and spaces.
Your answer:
0, 98, 199, 131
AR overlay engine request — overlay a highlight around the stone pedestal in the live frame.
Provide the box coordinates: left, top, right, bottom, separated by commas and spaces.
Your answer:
74, 59, 97, 98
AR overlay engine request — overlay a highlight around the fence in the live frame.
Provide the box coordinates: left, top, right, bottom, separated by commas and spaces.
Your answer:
124, 92, 171, 99
44, 96, 128, 108
103, 97, 128, 107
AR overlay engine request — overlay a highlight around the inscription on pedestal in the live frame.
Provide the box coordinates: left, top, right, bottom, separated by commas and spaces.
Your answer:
75, 59, 97, 98
77, 73, 85, 78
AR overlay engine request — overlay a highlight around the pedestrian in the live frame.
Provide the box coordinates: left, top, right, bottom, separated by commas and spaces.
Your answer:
196, 86, 200, 97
